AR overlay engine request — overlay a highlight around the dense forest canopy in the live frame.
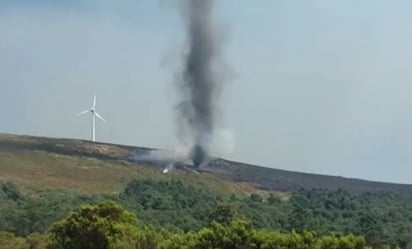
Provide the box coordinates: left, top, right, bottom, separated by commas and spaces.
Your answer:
1, 180, 412, 248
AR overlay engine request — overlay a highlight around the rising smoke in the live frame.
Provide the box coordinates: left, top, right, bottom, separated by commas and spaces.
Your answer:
176, 0, 224, 168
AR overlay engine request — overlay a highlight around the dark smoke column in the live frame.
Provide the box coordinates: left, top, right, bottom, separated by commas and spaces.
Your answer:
178, 0, 222, 168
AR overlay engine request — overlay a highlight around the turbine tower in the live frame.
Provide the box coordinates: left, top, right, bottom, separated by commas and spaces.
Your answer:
76, 94, 106, 142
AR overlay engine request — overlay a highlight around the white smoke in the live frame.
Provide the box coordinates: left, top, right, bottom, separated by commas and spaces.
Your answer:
209, 127, 236, 158
136, 148, 191, 163
162, 163, 174, 173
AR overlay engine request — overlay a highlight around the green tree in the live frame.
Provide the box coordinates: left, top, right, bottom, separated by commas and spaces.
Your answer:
26, 232, 52, 249
49, 201, 138, 249
134, 225, 169, 249
190, 219, 255, 249
208, 204, 237, 225
0, 181, 23, 201
0, 231, 26, 249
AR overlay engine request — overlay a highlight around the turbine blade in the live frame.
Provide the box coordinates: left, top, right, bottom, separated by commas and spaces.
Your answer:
76, 110, 89, 116
93, 94, 96, 108
95, 112, 106, 122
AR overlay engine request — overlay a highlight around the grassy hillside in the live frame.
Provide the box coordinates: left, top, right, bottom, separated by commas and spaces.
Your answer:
0, 133, 263, 195
1, 132, 412, 197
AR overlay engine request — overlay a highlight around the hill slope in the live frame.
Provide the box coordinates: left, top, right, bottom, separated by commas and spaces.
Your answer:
0, 133, 258, 195
1, 132, 411, 196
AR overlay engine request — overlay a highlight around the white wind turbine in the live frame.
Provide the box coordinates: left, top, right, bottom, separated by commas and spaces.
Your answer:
76, 94, 106, 142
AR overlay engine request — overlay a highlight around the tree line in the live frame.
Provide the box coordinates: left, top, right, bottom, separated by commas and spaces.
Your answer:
1, 201, 371, 249
1, 179, 412, 248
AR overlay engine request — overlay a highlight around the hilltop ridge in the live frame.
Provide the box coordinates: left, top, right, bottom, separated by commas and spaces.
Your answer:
1, 132, 411, 196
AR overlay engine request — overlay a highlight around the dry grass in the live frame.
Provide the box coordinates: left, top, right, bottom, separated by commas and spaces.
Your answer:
0, 150, 138, 193
0, 135, 266, 194
3, 133, 410, 198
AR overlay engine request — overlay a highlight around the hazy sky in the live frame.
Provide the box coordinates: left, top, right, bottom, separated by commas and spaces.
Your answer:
2, 0, 412, 183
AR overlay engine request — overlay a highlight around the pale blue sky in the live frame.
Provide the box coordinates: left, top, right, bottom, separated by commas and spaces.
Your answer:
1, 0, 412, 183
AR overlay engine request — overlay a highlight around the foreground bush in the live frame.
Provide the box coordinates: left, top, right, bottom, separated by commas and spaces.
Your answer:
50, 201, 139, 249
159, 220, 371, 249
44, 201, 373, 249
0, 231, 51, 249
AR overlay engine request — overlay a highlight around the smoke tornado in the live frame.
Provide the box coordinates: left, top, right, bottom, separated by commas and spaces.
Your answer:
177, 0, 223, 167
